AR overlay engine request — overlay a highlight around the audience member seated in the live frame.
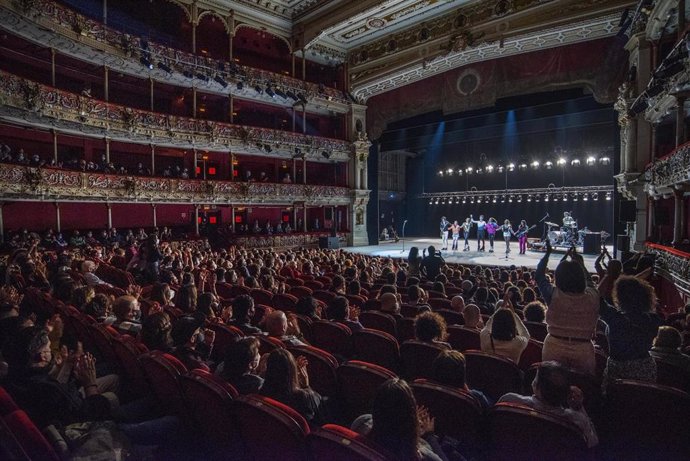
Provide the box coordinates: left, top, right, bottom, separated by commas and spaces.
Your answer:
537, 243, 599, 375
650, 326, 690, 373
462, 304, 484, 330
480, 303, 530, 364
170, 315, 215, 371
498, 361, 598, 448
524, 301, 547, 323
81, 260, 112, 287
414, 312, 451, 349
380, 292, 402, 317
327, 296, 363, 332
260, 348, 325, 425
140, 311, 173, 352
408, 285, 432, 311
431, 350, 491, 408
351, 378, 449, 461
295, 295, 321, 320
450, 295, 465, 313
600, 276, 662, 387
112, 295, 143, 336
471, 287, 494, 315
217, 337, 264, 394
265, 310, 308, 346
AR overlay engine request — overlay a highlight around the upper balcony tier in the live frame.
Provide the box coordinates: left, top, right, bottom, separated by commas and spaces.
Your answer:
0, 162, 352, 206
644, 140, 690, 196
0, 70, 352, 163
0, 0, 351, 116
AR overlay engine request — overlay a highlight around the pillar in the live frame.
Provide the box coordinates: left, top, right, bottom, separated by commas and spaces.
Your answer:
292, 107, 296, 132
680, 0, 686, 41
292, 52, 296, 78
302, 49, 306, 80
229, 94, 234, 124
55, 203, 61, 233
150, 144, 155, 175
231, 206, 235, 232
195, 205, 200, 235
52, 129, 58, 163
193, 87, 197, 118
673, 189, 684, 245
293, 206, 297, 229
50, 48, 56, 87
647, 196, 655, 241
152, 204, 157, 228
302, 106, 307, 134
106, 203, 112, 229
102, 0, 107, 25
302, 158, 307, 184
292, 158, 296, 182
105, 137, 110, 163
230, 153, 235, 181
104, 66, 109, 102
303, 206, 307, 232
0, 203, 4, 243
150, 77, 154, 111
193, 148, 198, 178
676, 95, 687, 147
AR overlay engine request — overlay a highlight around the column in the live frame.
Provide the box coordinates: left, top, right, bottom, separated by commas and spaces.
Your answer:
647, 196, 655, 241
293, 205, 297, 229
149, 77, 154, 111
0, 203, 4, 243
230, 153, 235, 181
50, 48, 56, 87
302, 158, 307, 184
55, 203, 61, 233
302, 106, 307, 134
52, 129, 58, 163
673, 189, 684, 245
152, 204, 157, 228
292, 106, 296, 132
303, 206, 307, 232
231, 206, 235, 232
681, 190, 688, 242
302, 49, 306, 80
150, 144, 155, 175
624, 119, 637, 173
193, 87, 197, 118
680, 0, 686, 41
105, 137, 110, 163
104, 66, 109, 102
292, 52, 296, 78
103, 0, 107, 25
193, 148, 198, 178
292, 158, 296, 182
195, 205, 200, 235
676, 95, 687, 147
229, 94, 234, 124
106, 203, 112, 229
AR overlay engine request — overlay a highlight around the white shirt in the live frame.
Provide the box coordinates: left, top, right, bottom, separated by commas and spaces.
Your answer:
480, 310, 530, 363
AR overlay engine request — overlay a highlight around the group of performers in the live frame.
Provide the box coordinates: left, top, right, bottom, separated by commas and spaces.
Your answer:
440, 215, 532, 255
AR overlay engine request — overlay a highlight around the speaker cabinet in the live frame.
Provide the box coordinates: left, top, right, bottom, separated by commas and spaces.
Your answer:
318, 237, 339, 249
583, 233, 601, 255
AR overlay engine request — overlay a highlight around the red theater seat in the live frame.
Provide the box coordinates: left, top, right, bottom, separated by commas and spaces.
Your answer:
337, 360, 396, 423
139, 351, 188, 416
447, 326, 481, 351
359, 311, 397, 337
352, 329, 401, 373
400, 340, 448, 380
464, 351, 523, 401
311, 320, 352, 359
286, 345, 339, 397
307, 424, 391, 461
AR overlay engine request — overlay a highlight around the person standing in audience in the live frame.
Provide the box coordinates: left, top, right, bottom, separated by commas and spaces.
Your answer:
536, 242, 599, 375
499, 361, 598, 448
421, 246, 445, 281
407, 246, 422, 279
599, 276, 662, 388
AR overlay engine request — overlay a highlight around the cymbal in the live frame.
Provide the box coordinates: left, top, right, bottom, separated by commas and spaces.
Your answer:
545, 222, 559, 227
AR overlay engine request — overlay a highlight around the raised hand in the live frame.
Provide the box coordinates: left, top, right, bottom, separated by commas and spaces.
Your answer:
417, 406, 435, 435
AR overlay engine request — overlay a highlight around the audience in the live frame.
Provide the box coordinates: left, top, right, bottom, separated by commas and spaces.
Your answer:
414, 312, 451, 349
480, 304, 530, 364
218, 337, 264, 394
431, 350, 491, 408
650, 326, 690, 373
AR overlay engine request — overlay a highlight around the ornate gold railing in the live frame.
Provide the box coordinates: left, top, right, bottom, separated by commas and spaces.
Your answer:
232, 233, 348, 250
646, 242, 690, 295
643, 141, 690, 196
0, 70, 351, 160
0, 163, 352, 205
2, 0, 348, 105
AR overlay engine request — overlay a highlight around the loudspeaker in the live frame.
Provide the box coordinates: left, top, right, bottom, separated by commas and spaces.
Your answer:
318, 236, 339, 249
583, 233, 601, 255
617, 235, 630, 257
619, 200, 636, 222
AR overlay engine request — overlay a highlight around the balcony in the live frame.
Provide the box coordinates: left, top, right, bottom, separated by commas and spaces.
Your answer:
0, 70, 351, 162
0, 0, 350, 114
0, 162, 352, 205
646, 242, 690, 295
644, 141, 690, 196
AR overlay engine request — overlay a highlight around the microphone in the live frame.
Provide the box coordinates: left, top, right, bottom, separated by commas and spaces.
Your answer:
404, 220, 408, 223
546, 212, 549, 218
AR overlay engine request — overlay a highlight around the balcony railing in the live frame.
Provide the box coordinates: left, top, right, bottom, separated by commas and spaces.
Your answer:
0, 70, 351, 161
644, 141, 690, 195
0, 163, 352, 205
646, 242, 690, 295
1, 0, 349, 106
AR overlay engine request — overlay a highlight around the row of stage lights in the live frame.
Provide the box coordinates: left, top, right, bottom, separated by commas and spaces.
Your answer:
437, 155, 611, 176
429, 191, 612, 205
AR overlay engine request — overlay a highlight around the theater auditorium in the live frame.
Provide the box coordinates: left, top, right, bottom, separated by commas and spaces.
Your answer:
0, 0, 689, 459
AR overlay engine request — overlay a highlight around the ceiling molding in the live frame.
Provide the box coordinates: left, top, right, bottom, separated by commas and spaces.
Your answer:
352, 13, 620, 102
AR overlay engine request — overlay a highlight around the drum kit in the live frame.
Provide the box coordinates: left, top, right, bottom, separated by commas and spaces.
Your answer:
545, 220, 579, 246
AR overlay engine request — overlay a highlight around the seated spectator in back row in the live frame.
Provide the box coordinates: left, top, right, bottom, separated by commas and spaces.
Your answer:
217, 337, 264, 395
649, 326, 690, 374
499, 361, 598, 448
171, 315, 215, 372
265, 310, 308, 347
81, 260, 112, 287
228, 295, 262, 335
295, 296, 321, 321
431, 350, 491, 408
414, 312, 451, 349
328, 296, 363, 332
462, 304, 484, 330
524, 301, 546, 323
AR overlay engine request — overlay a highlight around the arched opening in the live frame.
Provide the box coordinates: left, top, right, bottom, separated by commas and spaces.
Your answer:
233, 27, 291, 75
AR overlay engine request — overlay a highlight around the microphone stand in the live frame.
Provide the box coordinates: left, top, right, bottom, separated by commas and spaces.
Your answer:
400, 220, 408, 253
539, 213, 549, 243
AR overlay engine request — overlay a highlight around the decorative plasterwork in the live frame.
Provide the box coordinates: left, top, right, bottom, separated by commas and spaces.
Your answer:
646, 243, 690, 296
0, 163, 352, 206
0, 70, 351, 162
352, 14, 620, 101
0, 0, 350, 112
207, 0, 331, 20
643, 142, 690, 196
645, 0, 690, 41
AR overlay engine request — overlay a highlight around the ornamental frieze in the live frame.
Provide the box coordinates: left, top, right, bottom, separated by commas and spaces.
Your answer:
644, 142, 690, 194
647, 244, 690, 295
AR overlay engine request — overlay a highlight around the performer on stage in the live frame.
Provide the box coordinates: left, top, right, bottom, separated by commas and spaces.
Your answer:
450, 220, 461, 251
517, 220, 529, 255
563, 212, 574, 227
486, 217, 499, 253
470, 214, 487, 251
498, 219, 515, 254
440, 216, 449, 250
462, 218, 472, 251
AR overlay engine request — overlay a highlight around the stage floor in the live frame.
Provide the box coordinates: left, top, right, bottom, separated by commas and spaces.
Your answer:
345, 237, 612, 272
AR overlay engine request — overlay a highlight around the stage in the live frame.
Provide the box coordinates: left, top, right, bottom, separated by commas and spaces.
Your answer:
345, 237, 612, 272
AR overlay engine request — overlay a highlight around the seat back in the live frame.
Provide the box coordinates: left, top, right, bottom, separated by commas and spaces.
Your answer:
399, 304, 421, 318
487, 403, 588, 461
311, 320, 352, 359
293, 314, 314, 343
207, 324, 244, 361
603, 380, 690, 460
396, 317, 416, 343
229, 285, 251, 298
179, 369, 239, 449
250, 288, 274, 306
464, 351, 523, 401
435, 309, 464, 326
411, 380, 483, 454
654, 357, 690, 393
447, 326, 481, 351
257, 335, 286, 355
303, 280, 324, 291
3, 410, 60, 461
139, 351, 188, 416
0, 387, 19, 416
286, 345, 339, 397
346, 295, 366, 310
232, 395, 310, 461
88, 323, 120, 367
363, 298, 381, 312
517, 339, 543, 370
352, 329, 401, 372
111, 335, 149, 396
289, 285, 313, 299
337, 360, 397, 423
312, 290, 337, 305
358, 311, 397, 337
274, 293, 299, 312
307, 424, 390, 461
400, 340, 447, 380
524, 321, 548, 342
428, 298, 451, 310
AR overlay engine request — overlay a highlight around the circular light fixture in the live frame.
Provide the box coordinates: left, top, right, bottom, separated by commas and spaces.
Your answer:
465, 166, 473, 174
571, 158, 581, 166
557, 158, 567, 166
446, 168, 454, 174
599, 156, 611, 165
531, 161, 540, 169
586, 156, 596, 166
485, 164, 494, 173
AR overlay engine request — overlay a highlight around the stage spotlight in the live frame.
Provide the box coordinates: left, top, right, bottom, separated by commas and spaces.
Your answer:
527, 195, 532, 202
599, 155, 610, 165
583, 193, 589, 201
441, 198, 446, 204
606, 192, 612, 200
492, 196, 497, 203
571, 158, 581, 166
435, 198, 440, 204
573, 194, 579, 202
497, 164, 505, 173
214, 75, 228, 88
477, 197, 482, 204
531, 161, 540, 169
462, 197, 466, 204
501, 196, 506, 203
438, 170, 444, 176
255, 85, 263, 94
593, 193, 599, 201
485, 164, 494, 173
471, 197, 475, 204
446, 168, 454, 175
465, 166, 473, 174
456, 169, 463, 176
157, 62, 172, 73
557, 157, 567, 166
544, 195, 550, 202
586, 156, 596, 166
140, 56, 154, 70
266, 86, 275, 97
544, 160, 553, 169
508, 196, 513, 203
475, 168, 483, 175
519, 163, 528, 171
429, 200, 433, 204
455, 197, 460, 204
535, 195, 541, 202
507, 163, 516, 172
517, 195, 523, 203
562, 194, 568, 202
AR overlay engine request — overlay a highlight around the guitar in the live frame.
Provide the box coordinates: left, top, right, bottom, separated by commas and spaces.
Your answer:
515, 225, 536, 238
